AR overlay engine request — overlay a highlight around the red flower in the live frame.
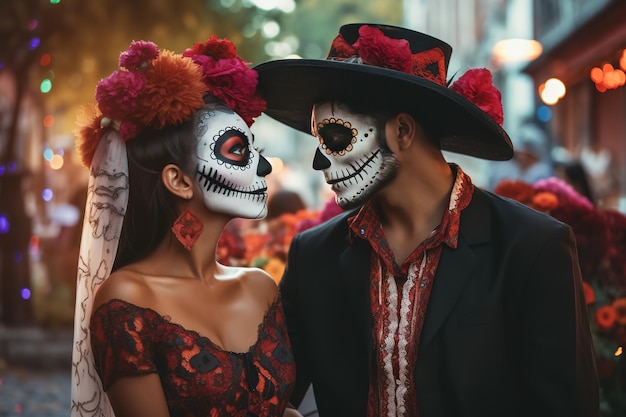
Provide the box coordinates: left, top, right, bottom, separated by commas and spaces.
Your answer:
450, 68, 504, 125
353, 25, 413, 73
183, 34, 238, 61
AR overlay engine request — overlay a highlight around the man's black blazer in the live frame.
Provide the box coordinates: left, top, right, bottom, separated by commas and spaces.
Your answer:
280, 187, 599, 417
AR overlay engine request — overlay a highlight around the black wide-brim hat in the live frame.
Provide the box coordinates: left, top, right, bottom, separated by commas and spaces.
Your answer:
254, 23, 513, 161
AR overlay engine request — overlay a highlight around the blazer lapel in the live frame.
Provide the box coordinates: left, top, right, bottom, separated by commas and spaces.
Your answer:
419, 188, 492, 351
339, 235, 373, 362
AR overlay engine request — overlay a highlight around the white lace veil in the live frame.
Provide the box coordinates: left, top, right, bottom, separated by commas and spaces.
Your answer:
70, 129, 129, 417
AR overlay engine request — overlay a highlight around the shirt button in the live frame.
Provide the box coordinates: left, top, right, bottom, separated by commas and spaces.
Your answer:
360, 228, 366, 235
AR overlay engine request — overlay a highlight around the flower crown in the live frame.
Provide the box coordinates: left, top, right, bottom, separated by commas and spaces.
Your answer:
76, 36, 266, 167
330, 25, 504, 125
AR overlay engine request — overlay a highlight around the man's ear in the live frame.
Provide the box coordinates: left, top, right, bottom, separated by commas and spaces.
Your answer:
162, 164, 194, 199
389, 112, 417, 151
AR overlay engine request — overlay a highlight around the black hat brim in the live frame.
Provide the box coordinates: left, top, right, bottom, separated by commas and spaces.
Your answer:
255, 59, 513, 161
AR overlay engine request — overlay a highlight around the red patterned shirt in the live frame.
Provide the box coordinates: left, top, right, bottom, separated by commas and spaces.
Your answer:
348, 165, 474, 417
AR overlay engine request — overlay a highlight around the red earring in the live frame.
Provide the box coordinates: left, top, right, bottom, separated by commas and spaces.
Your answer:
171, 206, 203, 250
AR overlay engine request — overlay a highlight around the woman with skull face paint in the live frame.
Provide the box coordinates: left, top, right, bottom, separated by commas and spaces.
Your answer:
70, 38, 300, 417
254, 24, 599, 417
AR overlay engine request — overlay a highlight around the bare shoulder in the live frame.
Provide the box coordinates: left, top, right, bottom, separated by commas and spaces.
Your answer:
235, 266, 278, 308
93, 267, 154, 312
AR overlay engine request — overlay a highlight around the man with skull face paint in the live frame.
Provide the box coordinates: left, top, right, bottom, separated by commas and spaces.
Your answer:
71, 38, 303, 417
255, 24, 599, 417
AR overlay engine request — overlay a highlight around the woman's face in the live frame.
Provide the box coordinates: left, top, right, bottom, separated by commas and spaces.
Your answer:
194, 107, 271, 219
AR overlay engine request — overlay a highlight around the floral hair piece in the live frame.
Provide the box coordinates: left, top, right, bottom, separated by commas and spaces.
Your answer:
329, 25, 504, 126
76, 36, 266, 167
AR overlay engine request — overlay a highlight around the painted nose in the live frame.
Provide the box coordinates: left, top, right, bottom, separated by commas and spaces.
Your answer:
313, 148, 331, 170
256, 154, 272, 177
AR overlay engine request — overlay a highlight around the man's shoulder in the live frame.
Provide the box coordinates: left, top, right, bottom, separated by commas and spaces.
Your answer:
476, 187, 567, 232
295, 208, 357, 245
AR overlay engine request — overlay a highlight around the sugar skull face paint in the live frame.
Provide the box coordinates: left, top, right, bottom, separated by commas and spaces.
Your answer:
195, 107, 271, 219
311, 101, 397, 209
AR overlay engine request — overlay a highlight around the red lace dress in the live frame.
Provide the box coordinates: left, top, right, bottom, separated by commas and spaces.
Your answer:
90, 298, 296, 417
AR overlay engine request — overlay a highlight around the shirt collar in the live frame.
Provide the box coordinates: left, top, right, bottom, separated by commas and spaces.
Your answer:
348, 164, 474, 249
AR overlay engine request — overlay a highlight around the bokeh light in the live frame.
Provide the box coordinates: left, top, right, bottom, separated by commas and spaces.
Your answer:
539, 78, 566, 105
43, 148, 54, 161
13, 251, 23, 263
536, 105, 552, 122
20, 288, 31, 300
49, 154, 64, 169
43, 115, 55, 127
29, 37, 41, 50
0, 214, 10, 234
40, 79, 52, 93
42, 188, 54, 202
40, 53, 51, 66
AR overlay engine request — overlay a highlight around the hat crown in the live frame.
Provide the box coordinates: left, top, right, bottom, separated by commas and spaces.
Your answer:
326, 23, 453, 86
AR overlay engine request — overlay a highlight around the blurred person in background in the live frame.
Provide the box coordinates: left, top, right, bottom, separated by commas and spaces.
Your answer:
255, 23, 599, 417
71, 37, 301, 417
487, 121, 553, 191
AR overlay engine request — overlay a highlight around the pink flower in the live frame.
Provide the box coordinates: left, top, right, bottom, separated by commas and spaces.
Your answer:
119, 120, 143, 142
354, 25, 413, 73
95, 70, 145, 120
450, 68, 504, 125
119, 41, 159, 70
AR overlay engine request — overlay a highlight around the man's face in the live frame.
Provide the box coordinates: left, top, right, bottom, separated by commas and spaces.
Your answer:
195, 108, 271, 219
311, 101, 397, 209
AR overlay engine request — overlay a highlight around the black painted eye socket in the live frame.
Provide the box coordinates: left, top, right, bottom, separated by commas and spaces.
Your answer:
318, 123, 354, 153
215, 129, 250, 166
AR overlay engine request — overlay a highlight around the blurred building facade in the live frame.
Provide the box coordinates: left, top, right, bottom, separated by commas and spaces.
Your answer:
524, 0, 626, 210
402, 0, 539, 188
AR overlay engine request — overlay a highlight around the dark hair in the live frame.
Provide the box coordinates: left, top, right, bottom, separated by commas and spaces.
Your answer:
113, 120, 196, 271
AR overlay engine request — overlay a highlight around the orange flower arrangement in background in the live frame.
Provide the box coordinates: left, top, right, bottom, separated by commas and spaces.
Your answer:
495, 176, 626, 414
217, 202, 341, 283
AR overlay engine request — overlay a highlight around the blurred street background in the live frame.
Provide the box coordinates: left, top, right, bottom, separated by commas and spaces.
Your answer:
1, 0, 626, 416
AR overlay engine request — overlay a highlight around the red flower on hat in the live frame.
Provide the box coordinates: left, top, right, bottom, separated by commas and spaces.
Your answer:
450, 68, 504, 125
353, 25, 413, 73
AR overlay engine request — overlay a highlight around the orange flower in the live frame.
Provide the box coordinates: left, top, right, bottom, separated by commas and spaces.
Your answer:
611, 298, 626, 326
582, 281, 595, 305
494, 179, 534, 205
138, 51, 208, 128
74, 102, 104, 167
596, 305, 617, 332
263, 257, 286, 284
531, 191, 559, 212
